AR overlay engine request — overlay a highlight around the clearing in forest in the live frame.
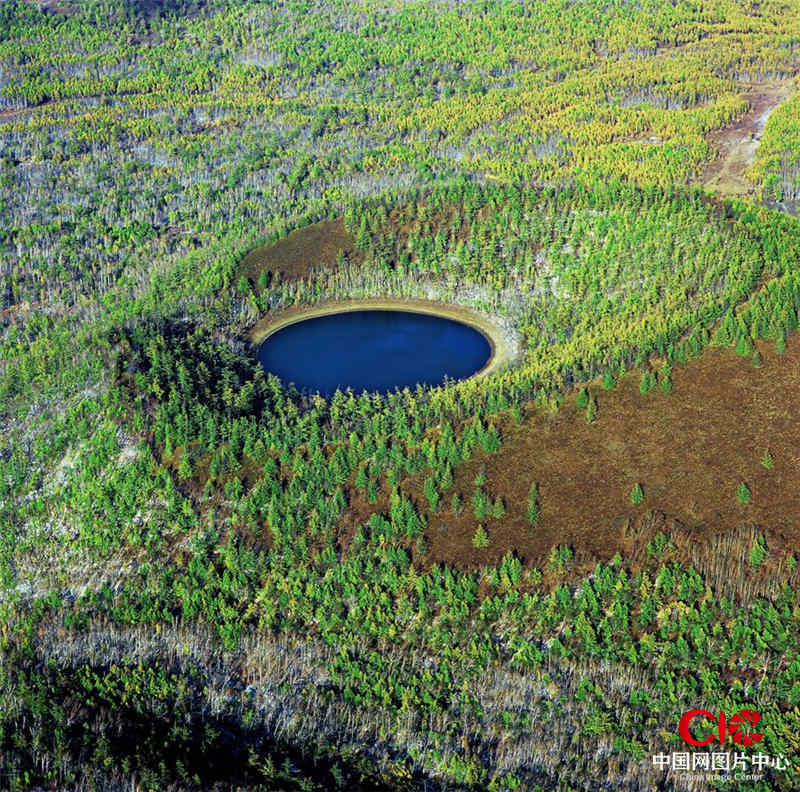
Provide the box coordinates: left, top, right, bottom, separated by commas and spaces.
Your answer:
342, 336, 800, 572
699, 79, 795, 198
238, 219, 356, 288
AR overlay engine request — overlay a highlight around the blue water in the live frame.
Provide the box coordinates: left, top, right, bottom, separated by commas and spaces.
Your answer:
258, 310, 491, 397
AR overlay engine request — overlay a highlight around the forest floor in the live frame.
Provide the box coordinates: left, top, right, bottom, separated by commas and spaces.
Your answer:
342, 335, 800, 573
698, 79, 795, 198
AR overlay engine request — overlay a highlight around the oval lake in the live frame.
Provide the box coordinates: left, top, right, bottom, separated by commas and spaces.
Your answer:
258, 309, 492, 397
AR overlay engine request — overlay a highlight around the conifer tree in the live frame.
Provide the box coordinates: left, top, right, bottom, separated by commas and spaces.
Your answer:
492, 496, 506, 519
737, 482, 751, 504
423, 476, 440, 512
602, 371, 616, 390
472, 525, 489, 549
749, 535, 767, 567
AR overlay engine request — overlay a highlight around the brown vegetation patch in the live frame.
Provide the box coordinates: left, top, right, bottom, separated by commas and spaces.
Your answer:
237, 202, 485, 293
238, 218, 356, 288
698, 79, 795, 198
0, 108, 25, 122
238, 201, 503, 298
342, 336, 800, 574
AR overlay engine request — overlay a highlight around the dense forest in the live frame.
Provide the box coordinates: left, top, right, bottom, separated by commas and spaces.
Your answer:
2, 1, 800, 790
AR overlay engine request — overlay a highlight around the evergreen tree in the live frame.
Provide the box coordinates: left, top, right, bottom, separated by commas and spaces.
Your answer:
439, 465, 454, 491
423, 476, 440, 512
735, 335, 753, 357
639, 371, 656, 394
736, 482, 751, 504
492, 496, 506, 519
473, 488, 491, 520
472, 525, 489, 549
178, 451, 192, 480
749, 535, 767, 567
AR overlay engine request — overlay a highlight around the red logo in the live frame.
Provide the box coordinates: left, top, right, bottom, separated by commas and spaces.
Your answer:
679, 709, 764, 747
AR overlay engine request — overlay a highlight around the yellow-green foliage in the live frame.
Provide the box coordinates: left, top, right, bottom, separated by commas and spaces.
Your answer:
749, 85, 800, 202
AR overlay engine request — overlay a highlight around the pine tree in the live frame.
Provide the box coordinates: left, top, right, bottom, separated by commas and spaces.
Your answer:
178, 451, 193, 480
472, 525, 489, 549
749, 535, 767, 567
630, 483, 644, 505
473, 488, 491, 520
423, 476, 440, 512
492, 496, 506, 519
761, 449, 774, 470
439, 465, 454, 491
735, 335, 753, 357
576, 388, 589, 409
736, 482, 751, 504
355, 216, 371, 249
585, 396, 597, 423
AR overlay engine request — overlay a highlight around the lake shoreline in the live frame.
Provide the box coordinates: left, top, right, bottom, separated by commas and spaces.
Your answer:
248, 298, 514, 379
